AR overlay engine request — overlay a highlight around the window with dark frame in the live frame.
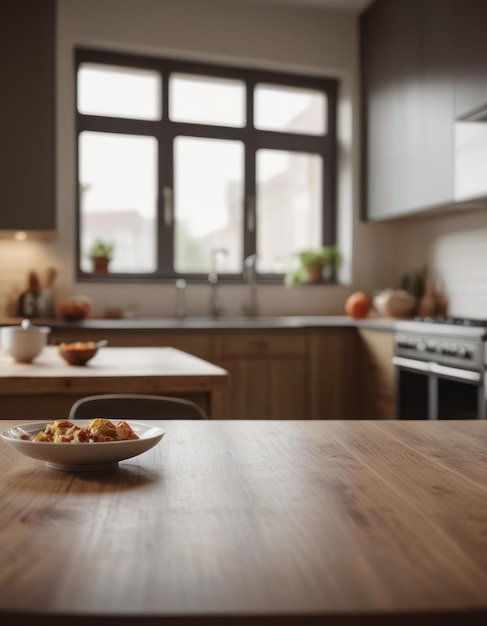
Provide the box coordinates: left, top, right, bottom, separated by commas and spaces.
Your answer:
75, 48, 338, 282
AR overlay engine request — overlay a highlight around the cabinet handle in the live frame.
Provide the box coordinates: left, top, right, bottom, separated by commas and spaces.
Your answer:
392, 356, 430, 372
430, 362, 481, 384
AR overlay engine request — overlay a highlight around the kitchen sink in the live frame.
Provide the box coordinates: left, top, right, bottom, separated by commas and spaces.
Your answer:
48, 315, 355, 331
135, 316, 308, 329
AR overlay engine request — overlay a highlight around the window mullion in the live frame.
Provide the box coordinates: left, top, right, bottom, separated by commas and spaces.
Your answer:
323, 79, 337, 246
158, 71, 174, 277
244, 81, 257, 264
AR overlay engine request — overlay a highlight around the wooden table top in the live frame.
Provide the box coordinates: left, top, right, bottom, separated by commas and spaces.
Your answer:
0, 419, 486, 625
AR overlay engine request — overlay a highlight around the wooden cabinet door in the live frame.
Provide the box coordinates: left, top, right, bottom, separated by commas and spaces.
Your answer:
268, 359, 308, 419
219, 360, 270, 419
357, 329, 396, 419
218, 358, 307, 420
215, 331, 308, 419
309, 329, 358, 419
0, 0, 56, 232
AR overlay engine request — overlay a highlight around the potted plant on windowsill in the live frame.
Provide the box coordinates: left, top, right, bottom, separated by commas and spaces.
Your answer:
285, 245, 342, 286
299, 249, 328, 284
87, 238, 114, 275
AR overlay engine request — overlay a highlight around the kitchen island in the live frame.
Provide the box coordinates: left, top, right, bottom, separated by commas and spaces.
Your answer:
0, 316, 398, 420
0, 346, 228, 419
0, 418, 485, 625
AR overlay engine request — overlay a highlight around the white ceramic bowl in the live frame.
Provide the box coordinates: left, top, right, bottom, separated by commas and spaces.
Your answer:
1, 421, 165, 471
1, 319, 51, 363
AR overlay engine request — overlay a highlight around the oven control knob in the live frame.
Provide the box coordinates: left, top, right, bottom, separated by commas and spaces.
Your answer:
440, 342, 456, 356
426, 340, 437, 352
448, 343, 458, 356
458, 346, 471, 359
416, 340, 426, 352
403, 337, 415, 349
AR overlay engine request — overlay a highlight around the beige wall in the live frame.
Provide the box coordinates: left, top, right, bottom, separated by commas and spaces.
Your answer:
2, 0, 397, 319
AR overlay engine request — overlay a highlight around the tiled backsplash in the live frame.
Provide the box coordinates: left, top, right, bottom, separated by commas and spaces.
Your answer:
396, 209, 487, 319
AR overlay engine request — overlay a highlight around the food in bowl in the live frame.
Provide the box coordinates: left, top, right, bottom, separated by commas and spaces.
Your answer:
58, 340, 103, 365
20, 418, 139, 443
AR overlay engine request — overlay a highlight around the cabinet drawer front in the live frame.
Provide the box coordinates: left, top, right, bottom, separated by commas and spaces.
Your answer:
218, 332, 307, 357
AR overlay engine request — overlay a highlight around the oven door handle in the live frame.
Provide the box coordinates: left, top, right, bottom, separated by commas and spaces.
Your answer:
430, 362, 482, 383
392, 356, 482, 383
392, 356, 431, 372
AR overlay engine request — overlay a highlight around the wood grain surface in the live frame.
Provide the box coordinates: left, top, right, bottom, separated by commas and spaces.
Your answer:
0, 347, 228, 419
0, 419, 486, 626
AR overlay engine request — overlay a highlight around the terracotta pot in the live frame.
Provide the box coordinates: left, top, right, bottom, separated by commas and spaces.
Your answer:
91, 257, 110, 275
306, 262, 324, 284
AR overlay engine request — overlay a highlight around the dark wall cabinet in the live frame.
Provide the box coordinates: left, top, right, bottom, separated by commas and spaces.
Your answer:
453, 0, 487, 118
0, 0, 56, 232
361, 0, 487, 221
362, 0, 424, 221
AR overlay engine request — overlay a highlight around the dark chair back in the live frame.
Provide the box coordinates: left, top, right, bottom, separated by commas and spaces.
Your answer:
68, 393, 207, 421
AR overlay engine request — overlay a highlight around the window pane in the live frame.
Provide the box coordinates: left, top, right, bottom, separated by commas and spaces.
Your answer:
79, 132, 158, 273
256, 150, 323, 273
170, 73, 245, 127
174, 137, 244, 273
254, 84, 326, 135
78, 63, 161, 120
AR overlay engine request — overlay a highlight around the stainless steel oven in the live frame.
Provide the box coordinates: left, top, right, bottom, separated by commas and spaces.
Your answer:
392, 318, 486, 420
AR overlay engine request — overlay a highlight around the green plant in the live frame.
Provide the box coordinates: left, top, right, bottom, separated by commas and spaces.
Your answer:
285, 246, 342, 286
87, 238, 114, 260
298, 248, 328, 267
400, 267, 427, 298
322, 245, 342, 266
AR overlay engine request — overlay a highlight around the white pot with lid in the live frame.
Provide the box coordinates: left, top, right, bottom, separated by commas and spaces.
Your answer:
1, 319, 51, 363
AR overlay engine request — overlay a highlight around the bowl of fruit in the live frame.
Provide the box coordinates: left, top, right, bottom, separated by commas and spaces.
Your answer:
58, 340, 107, 366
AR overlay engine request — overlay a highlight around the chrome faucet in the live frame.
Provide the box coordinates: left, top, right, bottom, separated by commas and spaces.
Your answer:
243, 254, 259, 317
175, 279, 187, 319
208, 248, 228, 318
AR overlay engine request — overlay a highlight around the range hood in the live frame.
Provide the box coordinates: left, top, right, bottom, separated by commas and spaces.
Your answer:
459, 103, 487, 123
454, 104, 487, 203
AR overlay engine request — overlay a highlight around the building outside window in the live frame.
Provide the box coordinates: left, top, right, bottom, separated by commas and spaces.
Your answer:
75, 48, 338, 281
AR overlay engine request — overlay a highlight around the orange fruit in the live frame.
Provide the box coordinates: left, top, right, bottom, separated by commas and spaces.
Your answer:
345, 291, 372, 319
